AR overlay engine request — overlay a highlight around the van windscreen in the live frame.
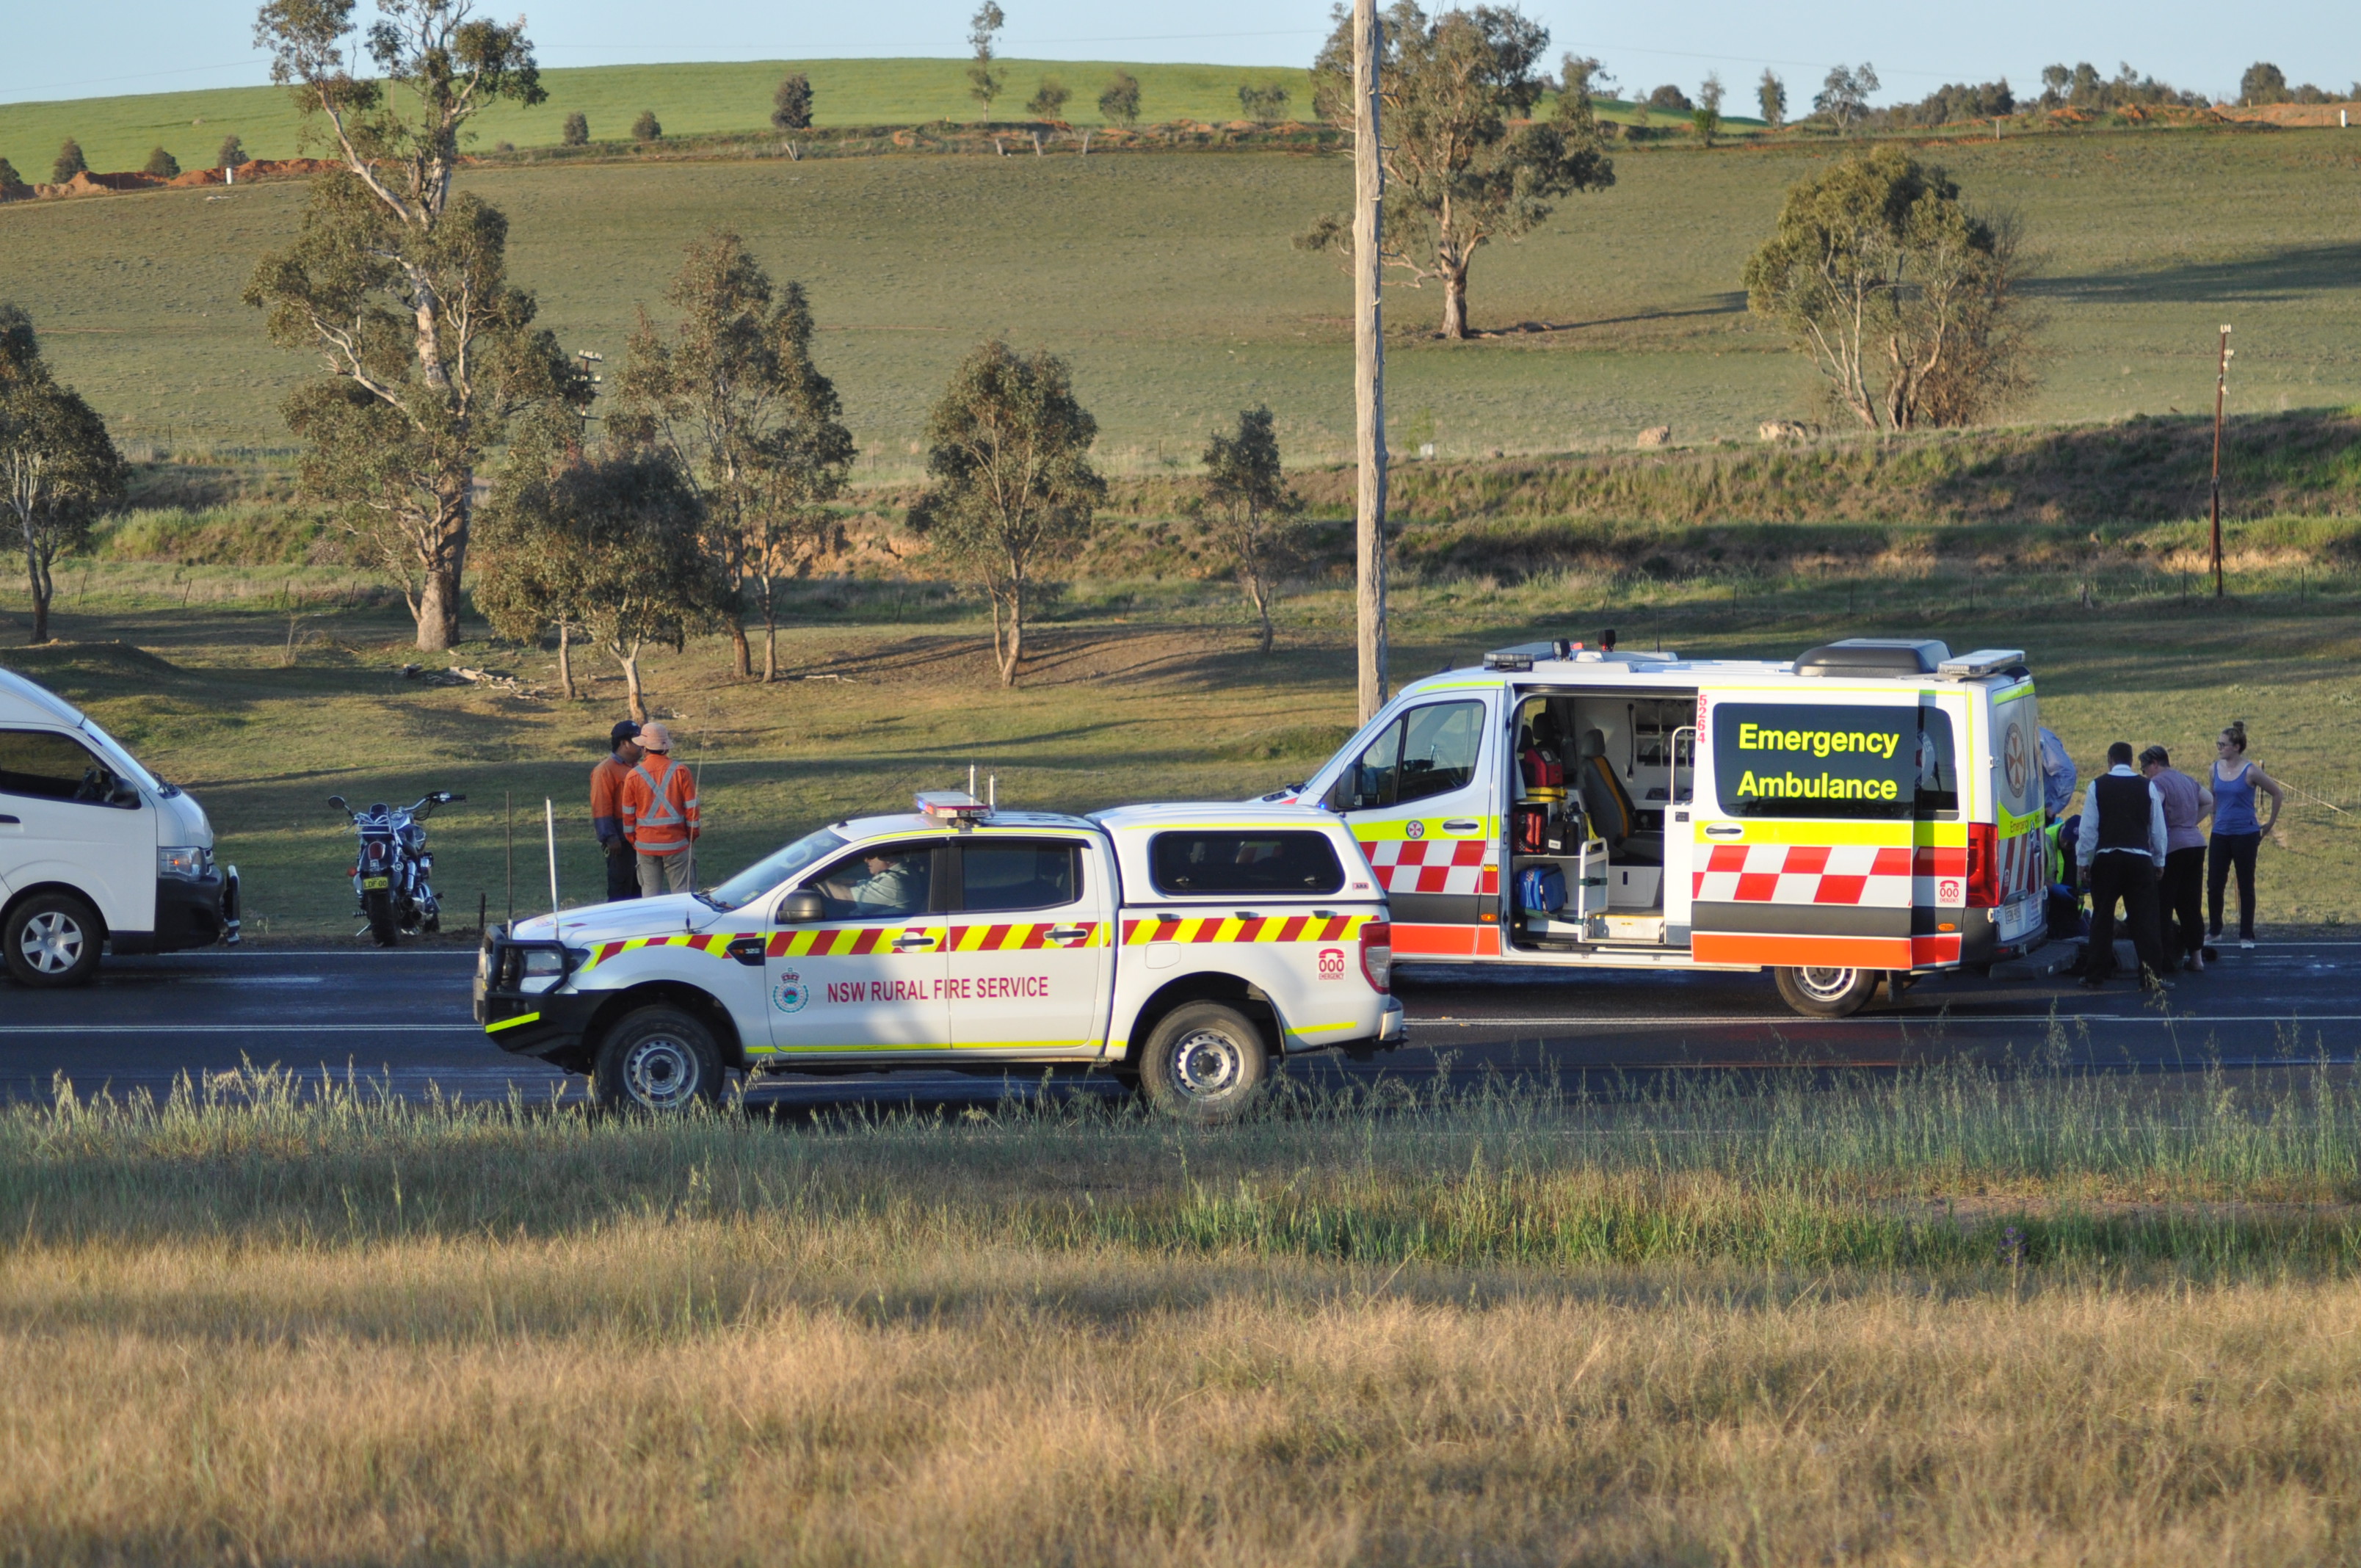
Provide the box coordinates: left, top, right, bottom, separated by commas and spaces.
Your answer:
1711, 703, 1956, 820
1148, 831, 1346, 896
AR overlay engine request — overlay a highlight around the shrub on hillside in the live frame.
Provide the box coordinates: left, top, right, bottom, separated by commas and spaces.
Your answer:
631, 109, 661, 142
51, 139, 86, 182
1027, 77, 1070, 120
217, 135, 245, 169
561, 111, 589, 146
772, 73, 813, 131
143, 146, 181, 178
1098, 70, 1142, 127
1238, 81, 1291, 123
2240, 62, 2290, 106
1645, 83, 1693, 113
0, 158, 26, 192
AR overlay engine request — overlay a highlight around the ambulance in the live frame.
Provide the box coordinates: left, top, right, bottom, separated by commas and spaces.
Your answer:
474, 794, 1402, 1117
1269, 638, 2049, 1016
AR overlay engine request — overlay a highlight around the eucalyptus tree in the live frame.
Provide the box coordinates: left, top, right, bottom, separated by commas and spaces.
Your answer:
0, 308, 127, 645
612, 232, 855, 682
245, 0, 584, 650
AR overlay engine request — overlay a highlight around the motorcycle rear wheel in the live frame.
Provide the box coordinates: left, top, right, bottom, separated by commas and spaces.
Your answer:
363, 888, 399, 947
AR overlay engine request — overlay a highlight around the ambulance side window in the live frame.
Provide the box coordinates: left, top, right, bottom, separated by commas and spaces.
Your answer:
960, 841, 1084, 913
810, 841, 936, 920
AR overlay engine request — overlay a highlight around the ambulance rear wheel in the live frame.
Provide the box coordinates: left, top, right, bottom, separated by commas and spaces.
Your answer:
1139, 1003, 1270, 1123
591, 1006, 723, 1113
1774, 965, 1879, 1018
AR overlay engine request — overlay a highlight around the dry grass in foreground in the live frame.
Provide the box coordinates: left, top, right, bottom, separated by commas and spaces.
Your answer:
5, 1066, 2361, 1565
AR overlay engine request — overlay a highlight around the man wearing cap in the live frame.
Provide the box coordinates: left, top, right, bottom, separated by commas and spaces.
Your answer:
620, 721, 701, 896
590, 720, 643, 903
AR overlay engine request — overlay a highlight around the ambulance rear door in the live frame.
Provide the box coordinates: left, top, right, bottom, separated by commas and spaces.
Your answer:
1322, 689, 1501, 961
1982, 678, 2048, 953
1691, 687, 1965, 971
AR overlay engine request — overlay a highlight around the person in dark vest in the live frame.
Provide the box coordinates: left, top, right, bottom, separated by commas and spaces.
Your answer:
589, 720, 643, 903
2075, 741, 2169, 990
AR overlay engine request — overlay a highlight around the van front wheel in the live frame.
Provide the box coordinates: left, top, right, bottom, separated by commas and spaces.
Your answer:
1139, 1003, 1271, 1123
5, 892, 104, 988
1774, 965, 1879, 1018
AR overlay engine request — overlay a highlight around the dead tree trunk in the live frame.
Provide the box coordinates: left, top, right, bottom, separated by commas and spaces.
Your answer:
555, 620, 576, 700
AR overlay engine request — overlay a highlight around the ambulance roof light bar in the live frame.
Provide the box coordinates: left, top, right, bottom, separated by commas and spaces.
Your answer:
915, 790, 990, 828
1935, 649, 2028, 681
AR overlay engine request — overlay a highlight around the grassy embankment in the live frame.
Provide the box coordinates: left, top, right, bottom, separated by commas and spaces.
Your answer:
4, 123, 2358, 457
5, 1062, 2361, 1564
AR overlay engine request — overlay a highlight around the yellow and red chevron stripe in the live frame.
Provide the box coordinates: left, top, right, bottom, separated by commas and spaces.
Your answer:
1120, 912, 1368, 945
946, 921, 1106, 951
579, 932, 739, 970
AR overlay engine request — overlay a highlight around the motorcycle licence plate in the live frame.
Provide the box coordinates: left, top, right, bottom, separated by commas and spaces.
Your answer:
361, 876, 391, 890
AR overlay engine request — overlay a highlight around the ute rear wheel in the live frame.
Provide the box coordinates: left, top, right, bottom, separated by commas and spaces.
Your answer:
1137, 1002, 1272, 1124
1774, 965, 1880, 1018
4, 891, 103, 988
591, 1006, 724, 1113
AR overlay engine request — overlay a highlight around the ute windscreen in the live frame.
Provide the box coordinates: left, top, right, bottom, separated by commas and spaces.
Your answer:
1711, 703, 1957, 820
1149, 831, 1346, 896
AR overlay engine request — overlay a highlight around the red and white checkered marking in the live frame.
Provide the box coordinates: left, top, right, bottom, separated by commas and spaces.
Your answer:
1360, 838, 1498, 897
1692, 843, 1915, 907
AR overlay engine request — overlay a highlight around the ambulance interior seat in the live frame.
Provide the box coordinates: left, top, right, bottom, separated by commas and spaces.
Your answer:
1578, 729, 1663, 864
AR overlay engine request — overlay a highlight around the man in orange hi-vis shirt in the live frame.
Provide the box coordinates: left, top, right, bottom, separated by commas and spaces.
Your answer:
620, 721, 700, 896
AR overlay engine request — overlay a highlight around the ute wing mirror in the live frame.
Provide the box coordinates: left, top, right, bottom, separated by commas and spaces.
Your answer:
775, 890, 826, 925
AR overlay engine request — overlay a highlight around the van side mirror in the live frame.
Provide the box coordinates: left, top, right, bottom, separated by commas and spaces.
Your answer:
775, 890, 825, 925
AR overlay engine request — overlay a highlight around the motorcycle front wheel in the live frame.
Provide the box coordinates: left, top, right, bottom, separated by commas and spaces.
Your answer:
363, 888, 399, 947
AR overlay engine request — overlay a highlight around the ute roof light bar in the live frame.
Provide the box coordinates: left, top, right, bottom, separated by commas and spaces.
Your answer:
915, 790, 990, 827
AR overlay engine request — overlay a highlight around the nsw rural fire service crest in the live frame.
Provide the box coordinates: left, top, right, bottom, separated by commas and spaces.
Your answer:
772, 971, 808, 1013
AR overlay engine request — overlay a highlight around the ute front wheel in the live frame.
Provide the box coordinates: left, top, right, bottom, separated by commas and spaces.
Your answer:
591, 1006, 724, 1113
1774, 965, 1880, 1018
1138, 1002, 1272, 1124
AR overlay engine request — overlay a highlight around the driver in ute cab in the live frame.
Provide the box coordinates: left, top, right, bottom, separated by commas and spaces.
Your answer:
847, 849, 926, 915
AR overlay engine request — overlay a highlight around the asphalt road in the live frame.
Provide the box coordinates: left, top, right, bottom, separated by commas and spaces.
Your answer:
4, 939, 2353, 1109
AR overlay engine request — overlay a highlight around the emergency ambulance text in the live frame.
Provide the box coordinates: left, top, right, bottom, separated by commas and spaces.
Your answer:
1735, 722, 1901, 761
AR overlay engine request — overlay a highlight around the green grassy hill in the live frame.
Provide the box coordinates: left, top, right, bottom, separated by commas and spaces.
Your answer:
4, 124, 2357, 468
0, 59, 1324, 177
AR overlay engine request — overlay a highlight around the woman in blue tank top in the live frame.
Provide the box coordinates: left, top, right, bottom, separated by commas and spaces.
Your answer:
2205, 720, 2284, 951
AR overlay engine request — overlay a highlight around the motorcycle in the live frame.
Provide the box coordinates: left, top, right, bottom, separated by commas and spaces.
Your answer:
329, 791, 463, 945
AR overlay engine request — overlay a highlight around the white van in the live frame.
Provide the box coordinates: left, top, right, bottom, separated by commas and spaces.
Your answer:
0, 667, 236, 986
1277, 638, 2049, 1016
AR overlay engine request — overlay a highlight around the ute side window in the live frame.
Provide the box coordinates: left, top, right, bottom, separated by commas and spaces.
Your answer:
0, 727, 129, 807
960, 840, 1084, 912
1327, 700, 1484, 810
1149, 831, 1346, 896
809, 841, 937, 920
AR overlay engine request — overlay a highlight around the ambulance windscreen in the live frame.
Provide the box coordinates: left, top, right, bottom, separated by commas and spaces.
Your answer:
1711, 703, 1957, 820
1149, 831, 1346, 896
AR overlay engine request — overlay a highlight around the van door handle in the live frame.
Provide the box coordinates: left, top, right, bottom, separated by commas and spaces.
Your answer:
1704, 824, 1744, 838
1443, 819, 1480, 833
0, 814, 18, 824
892, 933, 937, 951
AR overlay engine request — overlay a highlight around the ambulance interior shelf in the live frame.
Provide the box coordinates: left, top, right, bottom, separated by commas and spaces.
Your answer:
1511, 693, 1693, 926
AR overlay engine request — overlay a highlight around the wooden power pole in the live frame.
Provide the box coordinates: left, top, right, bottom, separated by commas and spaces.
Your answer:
2209, 324, 2232, 599
1352, 0, 1389, 724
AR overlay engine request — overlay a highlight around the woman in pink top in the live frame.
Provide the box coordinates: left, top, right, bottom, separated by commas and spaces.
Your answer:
2139, 745, 2212, 972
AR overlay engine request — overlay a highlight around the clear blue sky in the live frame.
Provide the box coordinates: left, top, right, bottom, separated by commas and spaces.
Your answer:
8, 0, 2357, 107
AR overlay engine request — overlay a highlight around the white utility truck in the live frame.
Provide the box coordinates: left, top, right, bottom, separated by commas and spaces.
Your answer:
0, 666, 237, 984
475, 794, 1403, 1117
1269, 638, 2049, 1017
